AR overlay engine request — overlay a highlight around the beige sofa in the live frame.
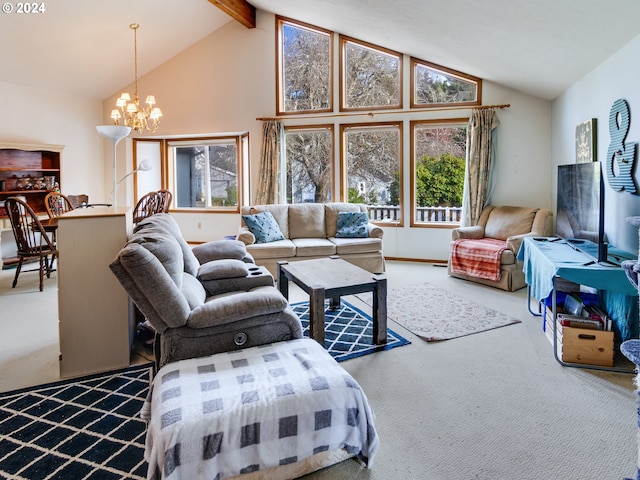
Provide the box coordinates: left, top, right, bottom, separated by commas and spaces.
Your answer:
448, 205, 553, 291
237, 202, 385, 276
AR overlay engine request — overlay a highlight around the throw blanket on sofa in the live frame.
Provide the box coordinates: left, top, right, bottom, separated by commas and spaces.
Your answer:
141, 338, 379, 480
450, 238, 507, 281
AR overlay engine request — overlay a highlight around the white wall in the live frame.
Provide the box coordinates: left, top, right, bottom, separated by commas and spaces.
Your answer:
552, 34, 640, 255
0, 81, 106, 202
0, 10, 553, 263
98, 11, 552, 260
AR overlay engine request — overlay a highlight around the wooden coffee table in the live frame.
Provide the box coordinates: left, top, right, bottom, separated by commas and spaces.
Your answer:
277, 256, 387, 346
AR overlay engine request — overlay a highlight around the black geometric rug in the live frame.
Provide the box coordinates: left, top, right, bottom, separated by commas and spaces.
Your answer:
291, 300, 410, 362
0, 363, 153, 480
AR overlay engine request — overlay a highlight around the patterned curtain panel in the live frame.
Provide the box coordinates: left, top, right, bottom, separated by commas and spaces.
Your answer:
462, 108, 500, 226
255, 120, 282, 205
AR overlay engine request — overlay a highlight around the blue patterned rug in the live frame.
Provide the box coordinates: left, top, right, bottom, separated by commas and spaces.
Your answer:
0, 363, 153, 479
291, 300, 410, 361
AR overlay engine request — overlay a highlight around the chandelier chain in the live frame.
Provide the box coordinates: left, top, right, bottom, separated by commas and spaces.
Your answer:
132, 23, 139, 101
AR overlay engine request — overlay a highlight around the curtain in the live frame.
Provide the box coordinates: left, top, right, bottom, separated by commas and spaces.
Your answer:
461, 108, 500, 226
255, 120, 281, 204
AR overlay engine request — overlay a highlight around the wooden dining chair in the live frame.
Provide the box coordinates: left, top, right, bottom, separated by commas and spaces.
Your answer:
156, 189, 173, 213
132, 191, 162, 225
44, 191, 74, 218
66, 194, 89, 209
5, 197, 58, 291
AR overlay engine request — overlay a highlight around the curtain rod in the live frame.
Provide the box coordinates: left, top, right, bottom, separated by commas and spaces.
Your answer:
256, 103, 510, 121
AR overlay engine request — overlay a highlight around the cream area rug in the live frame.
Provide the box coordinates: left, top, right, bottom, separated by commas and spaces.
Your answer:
360, 282, 521, 341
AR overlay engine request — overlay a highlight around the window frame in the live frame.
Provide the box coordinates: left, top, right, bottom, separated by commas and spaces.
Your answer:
340, 121, 404, 226
340, 35, 403, 112
410, 118, 468, 228
283, 123, 335, 204
410, 57, 482, 109
165, 135, 246, 214
276, 16, 334, 116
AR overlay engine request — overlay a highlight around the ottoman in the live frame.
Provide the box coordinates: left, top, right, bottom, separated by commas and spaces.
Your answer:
141, 338, 379, 480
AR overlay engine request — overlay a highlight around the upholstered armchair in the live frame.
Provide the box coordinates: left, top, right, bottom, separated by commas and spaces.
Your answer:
448, 205, 554, 291
110, 214, 303, 367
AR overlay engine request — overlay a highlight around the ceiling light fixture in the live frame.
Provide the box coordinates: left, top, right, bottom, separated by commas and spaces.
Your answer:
111, 23, 162, 134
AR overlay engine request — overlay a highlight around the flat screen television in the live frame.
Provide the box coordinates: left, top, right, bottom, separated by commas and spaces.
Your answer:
556, 162, 607, 263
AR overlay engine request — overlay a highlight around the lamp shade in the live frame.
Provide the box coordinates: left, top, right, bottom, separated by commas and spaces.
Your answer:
96, 125, 131, 143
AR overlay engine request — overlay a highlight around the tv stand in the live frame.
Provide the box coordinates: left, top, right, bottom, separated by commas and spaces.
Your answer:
519, 237, 638, 373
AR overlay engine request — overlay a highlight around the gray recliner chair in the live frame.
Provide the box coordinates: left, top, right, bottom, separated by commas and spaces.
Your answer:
110, 214, 303, 368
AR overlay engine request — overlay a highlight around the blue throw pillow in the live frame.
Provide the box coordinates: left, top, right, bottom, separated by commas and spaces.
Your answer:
336, 211, 369, 238
242, 211, 285, 243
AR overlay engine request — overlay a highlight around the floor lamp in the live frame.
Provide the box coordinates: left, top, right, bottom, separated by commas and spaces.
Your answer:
96, 125, 131, 208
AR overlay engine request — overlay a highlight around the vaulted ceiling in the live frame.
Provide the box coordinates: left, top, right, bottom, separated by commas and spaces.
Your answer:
2, 0, 640, 101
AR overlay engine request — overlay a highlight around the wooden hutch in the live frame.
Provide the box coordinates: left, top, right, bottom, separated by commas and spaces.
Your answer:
0, 142, 63, 267
0, 142, 63, 218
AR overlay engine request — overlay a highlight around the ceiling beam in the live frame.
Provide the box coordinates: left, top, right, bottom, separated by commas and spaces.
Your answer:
208, 0, 256, 29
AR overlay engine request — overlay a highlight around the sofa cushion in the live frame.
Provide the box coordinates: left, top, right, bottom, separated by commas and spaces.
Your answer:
330, 236, 383, 255
197, 259, 250, 281
242, 211, 286, 243
115, 242, 191, 329
243, 205, 290, 239
128, 230, 185, 289
336, 211, 369, 238
291, 238, 336, 257
188, 286, 288, 328
192, 240, 249, 263
288, 203, 326, 239
136, 214, 200, 276
484, 207, 538, 240
246, 239, 297, 259
325, 203, 364, 237
181, 273, 207, 309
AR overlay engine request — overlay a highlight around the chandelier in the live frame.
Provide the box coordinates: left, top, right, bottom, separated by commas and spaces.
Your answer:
110, 23, 162, 134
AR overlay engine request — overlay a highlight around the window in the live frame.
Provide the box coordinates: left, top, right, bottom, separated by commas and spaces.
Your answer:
167, 137, 244, 210
284, 125, 333, 203
277, 17, 332, 115
341, 37, 402, 111
341, 123, 402, 224
410, 120, 467, 225
411, 58, 481, 108
275, 18, 483, 229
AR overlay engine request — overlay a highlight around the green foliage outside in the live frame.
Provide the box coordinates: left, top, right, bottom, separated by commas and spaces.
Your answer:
388, 152, 464, 207
348, 187, 365, 204
415, 153, 465, 207
210, 185, 237, 207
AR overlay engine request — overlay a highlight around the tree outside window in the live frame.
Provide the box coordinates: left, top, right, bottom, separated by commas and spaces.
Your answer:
284, 126, 333, 203
411, 121, 467, 224
342, 123, 402, 224
277, 17, 332, 114
412, 58, 480, 107
341, 37, 402, 111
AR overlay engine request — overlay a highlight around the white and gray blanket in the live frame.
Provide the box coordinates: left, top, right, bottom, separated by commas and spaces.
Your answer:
141, 338, 379, 480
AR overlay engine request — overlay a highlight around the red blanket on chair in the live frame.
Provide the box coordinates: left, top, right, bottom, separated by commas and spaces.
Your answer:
450, 238, 507, 281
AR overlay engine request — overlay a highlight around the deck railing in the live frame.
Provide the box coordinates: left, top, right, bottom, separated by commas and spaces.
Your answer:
366, 205, 462, 223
